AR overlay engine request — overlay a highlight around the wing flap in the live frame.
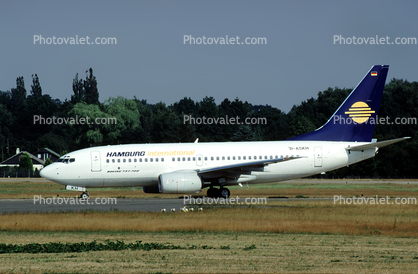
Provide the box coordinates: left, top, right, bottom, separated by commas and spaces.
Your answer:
198, 156, 303, 174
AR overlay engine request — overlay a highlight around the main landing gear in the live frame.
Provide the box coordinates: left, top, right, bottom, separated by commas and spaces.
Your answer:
80, 192, 89, 199
207, 187, 230, 198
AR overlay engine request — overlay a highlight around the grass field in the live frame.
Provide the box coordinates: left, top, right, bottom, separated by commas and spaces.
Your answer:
1, 202, 417, 237
1, 231, 418, 273
0, 178, 417, 273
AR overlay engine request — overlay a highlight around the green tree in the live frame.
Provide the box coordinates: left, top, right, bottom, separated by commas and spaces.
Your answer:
69, 102, 108, 146
69, 97, 141, 146
196, 96, 220, 141
70, 68, 99, 105
71, 73, 84, 104
10, 76, 26, 116
30, 74, 42, 97
231, 126, 255, 141
19, 152, 33, 171
288, 116, 316, 138
103, 96, 141, 143
84, 68, 99, 105
151, 102, 181, 143
44, 158, 53, 167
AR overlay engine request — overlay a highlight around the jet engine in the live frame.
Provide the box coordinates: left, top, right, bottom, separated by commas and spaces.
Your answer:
158, 171, 202, 194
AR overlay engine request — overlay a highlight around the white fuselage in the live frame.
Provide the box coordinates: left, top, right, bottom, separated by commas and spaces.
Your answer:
40, 140, 376, 189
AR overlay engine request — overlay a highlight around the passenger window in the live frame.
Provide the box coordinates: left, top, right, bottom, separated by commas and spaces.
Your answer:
177, 157, 181, 161
161, 158, 164, 162
139, 158, 142, 162
222, 156, 225, 160
112, 159, 115, 163
216, 156, 219, 160
150, 158, 153, 162
187, 157, 190, 161
249, 156, 252, 160
123, 159, 126, 163
211, 157, 214, 161
156, 158, 159, 162
182, 157, 186, 161
227, 156, 230, 160
118, 159, 121, 163
129, 158, 132, 163
172, 157, 175, 161
106, 159, 109, 163
193, 157, 195, 161
233, 156, 236, 160
145, 158, 148, 162
134, 158, 137, 163
204, 157, 208, 161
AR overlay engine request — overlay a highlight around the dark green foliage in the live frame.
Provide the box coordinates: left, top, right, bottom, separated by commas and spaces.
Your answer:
44, 158, 53, 167
19, 152, 33, 171
0, 240, 183, 254
231, 126, 255, 141
243, 244, 256, 250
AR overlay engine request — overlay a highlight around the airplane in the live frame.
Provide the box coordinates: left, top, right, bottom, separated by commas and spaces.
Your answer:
40, 65, 410, 199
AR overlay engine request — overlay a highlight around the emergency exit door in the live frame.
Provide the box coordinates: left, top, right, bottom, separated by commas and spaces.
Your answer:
91, 151, 101, 172
314, 147, 323, 167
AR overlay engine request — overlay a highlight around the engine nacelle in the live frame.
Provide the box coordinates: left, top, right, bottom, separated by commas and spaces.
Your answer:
158, 171, 202, 194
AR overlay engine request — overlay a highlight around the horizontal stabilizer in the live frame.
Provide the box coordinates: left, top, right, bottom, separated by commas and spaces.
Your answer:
346, 137, 411, 151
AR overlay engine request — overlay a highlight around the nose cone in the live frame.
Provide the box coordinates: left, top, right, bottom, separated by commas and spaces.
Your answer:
40, 164, 55, 181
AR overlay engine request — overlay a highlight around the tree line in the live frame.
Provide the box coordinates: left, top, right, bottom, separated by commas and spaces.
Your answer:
0, 68, 417, 178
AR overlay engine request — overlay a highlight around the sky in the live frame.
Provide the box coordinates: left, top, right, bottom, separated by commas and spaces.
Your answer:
1, 0, 417, 112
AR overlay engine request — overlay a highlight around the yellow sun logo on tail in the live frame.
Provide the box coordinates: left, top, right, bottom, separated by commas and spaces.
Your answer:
344, 101, 375, 124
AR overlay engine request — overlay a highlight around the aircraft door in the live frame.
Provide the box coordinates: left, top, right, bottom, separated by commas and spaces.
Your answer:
196, 154, 203, 166
314, 147, 323, 167
91, 151, 102, 172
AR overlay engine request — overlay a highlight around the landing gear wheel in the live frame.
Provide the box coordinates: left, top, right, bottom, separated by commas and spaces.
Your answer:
80, 192, 89, 199
220, 188, 230, 198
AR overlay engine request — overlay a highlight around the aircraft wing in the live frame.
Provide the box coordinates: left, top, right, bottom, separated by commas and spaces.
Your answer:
346, 137, 411, 152
197, 156, 303, 174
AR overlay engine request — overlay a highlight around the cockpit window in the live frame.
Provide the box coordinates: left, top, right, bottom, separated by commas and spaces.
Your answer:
59, 157, 75, 164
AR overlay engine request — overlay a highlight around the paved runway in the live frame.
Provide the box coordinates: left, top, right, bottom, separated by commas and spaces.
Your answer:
0, 197, 333, 214
0, 198, 187, 214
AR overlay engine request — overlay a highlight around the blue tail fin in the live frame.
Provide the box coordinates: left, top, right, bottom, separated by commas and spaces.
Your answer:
288, 65, 389, 142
